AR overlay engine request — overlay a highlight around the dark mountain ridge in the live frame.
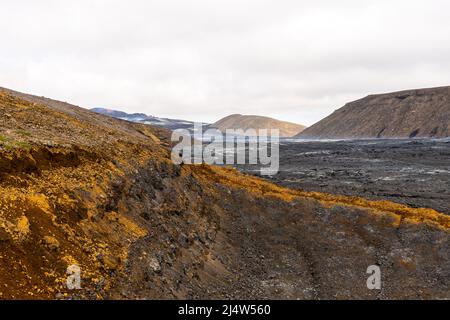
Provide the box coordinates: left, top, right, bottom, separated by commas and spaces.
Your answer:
298, 86, 450, 139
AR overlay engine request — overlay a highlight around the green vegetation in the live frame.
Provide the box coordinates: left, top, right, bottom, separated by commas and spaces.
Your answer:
0, 134, 8, 143
0, 134, 32, 150
16, 129, 32, 137
15, 141, 32, 150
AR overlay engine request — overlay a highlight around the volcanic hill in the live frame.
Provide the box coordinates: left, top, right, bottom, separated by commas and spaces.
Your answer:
298, 86, 450, 139
211, 114, 306, 137
0, 87, 449, 299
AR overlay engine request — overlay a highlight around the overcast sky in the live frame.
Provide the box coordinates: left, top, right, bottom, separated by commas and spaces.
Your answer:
1, 0, 450, 125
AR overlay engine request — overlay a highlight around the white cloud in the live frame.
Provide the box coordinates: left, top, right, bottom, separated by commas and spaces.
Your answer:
1, 0, 450, 125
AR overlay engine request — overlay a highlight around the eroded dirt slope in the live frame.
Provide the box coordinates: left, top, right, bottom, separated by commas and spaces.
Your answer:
0, 89, 449, 299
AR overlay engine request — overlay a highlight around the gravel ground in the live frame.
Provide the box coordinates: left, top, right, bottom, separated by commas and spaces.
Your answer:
236, 138, 450, 214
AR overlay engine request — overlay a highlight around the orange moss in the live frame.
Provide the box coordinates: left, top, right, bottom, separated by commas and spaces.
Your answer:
190, 165, 450, 230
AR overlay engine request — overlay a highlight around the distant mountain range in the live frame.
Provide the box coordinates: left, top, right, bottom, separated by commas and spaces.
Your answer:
91, 108, 306, 137
298, 86, 450, 139
90, 108, 201, 131
5, 85, 448, 140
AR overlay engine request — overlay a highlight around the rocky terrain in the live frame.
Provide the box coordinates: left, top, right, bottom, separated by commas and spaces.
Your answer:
212, 114, 306, 137
298, 86, 450, 139
238, 138, 450, 214
0, 87, 449, 300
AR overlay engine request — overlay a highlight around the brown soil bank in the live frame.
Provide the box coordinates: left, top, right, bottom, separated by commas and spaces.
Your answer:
0, 88, 449, 299
298, 86, 450, 139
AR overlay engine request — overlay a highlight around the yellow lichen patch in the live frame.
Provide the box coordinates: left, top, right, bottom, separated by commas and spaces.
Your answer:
15, 215, 30, 239
0, 215, 29, 242
106, 211, 148, 238
61, 256, 77, 267
27, 194, 52, 216
0, 192, 31, 241
191, 164, 450, 230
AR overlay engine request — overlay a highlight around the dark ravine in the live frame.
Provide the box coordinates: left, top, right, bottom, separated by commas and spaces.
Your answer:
0, 88, 449, 300
111, 165, 450, 299
298, 86, 450, 139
